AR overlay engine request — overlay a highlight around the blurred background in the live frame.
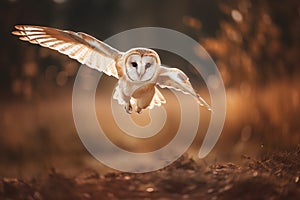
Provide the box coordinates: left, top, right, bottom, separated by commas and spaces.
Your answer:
0, 0, 299, 178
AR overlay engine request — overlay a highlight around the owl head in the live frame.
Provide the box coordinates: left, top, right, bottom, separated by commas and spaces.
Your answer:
123, 48, 161, 82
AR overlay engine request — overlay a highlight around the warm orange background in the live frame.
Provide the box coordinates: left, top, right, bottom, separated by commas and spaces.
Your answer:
0, 0, 299, 178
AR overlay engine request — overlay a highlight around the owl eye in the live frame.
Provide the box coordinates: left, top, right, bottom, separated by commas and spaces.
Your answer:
131, 62, 138, 68
145, 63, 151, 69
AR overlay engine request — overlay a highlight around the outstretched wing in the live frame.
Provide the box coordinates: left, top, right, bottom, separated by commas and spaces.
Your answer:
156, 65, 211, 110
12, 25, 123, 78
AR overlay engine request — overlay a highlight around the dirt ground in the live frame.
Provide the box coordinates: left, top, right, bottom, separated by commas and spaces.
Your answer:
1, 147, 299, 200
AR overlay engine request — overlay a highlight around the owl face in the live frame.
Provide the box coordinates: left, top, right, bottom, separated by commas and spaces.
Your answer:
124, 48, 160, 82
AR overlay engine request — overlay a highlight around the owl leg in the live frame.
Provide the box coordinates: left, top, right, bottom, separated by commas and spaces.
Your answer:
136, 106, 142, 114
122, 94, 132, 114
125, 102, 133, 114
136, 88, 155, 114
113, 84, 133, 114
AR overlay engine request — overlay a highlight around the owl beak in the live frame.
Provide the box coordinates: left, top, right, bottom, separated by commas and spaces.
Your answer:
138, 72, 145, 80
137, 67, 145, 79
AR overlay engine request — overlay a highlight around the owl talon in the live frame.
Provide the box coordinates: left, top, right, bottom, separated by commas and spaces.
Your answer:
136, 107, 142, 114
125, 104, 132, 114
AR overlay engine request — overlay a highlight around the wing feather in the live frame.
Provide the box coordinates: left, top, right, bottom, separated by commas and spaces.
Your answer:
157, 65, 211, 110
12, 25, 123, 79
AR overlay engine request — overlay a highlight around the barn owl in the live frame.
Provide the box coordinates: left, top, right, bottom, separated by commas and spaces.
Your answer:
12, 25, 211, 113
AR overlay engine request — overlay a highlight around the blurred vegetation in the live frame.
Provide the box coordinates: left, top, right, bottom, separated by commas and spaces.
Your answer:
0, 0, 299, 177
200, 0, 300, 153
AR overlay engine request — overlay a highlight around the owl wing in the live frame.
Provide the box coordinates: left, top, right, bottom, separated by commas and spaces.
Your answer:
156, 65, 211, 110
12, 25, 122, 79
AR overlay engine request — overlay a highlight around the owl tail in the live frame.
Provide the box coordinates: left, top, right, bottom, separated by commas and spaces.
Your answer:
148, 87, 166, 109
